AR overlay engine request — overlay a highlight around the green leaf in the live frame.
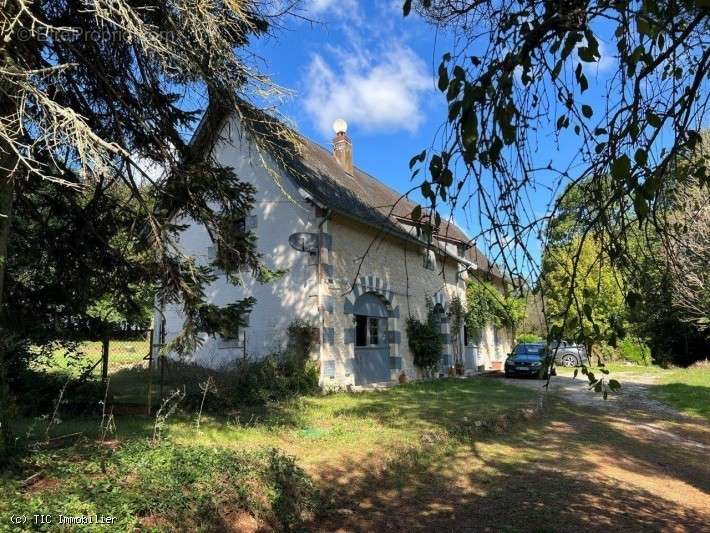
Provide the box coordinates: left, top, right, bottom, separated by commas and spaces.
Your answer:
646, 110, 662, 128
578, 73, 588, 93
409, 149, 426, 169
402, 0, 412, 16
421, 181, 432, 200
578, 47, 597, 62
611, 154, 631, 181
439, 168, 453, 187
461, 107, 478, 153
634, 148, 647, 167
551, 60, 562, 80
608, 379, 621, 391
411, 205, 422, 221
633, 193, 649, 221
582, 105, 593, 118
438, 63, 449, 92
429, 154, 442, 180
448, 101, 462, 123
573, 368, 578, 379
562, 32, 580, 60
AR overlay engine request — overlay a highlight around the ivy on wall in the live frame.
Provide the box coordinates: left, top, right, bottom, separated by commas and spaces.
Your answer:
465, 280, 525, 338
406, 300, 443, 377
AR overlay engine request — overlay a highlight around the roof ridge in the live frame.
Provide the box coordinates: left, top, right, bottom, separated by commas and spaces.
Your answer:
299, 134, 473, 243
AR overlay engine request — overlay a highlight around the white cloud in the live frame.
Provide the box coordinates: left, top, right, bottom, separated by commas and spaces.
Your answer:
304, 0, 359, 17
303, 45, 432, 136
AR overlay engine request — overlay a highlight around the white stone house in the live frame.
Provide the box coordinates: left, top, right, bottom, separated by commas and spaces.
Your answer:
154, 104, 512, 386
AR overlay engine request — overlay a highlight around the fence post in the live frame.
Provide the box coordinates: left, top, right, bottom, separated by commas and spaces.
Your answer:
101, 335, 110, 383
147, 329, 154, 416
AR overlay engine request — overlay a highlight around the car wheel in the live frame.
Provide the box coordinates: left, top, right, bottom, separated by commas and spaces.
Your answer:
560, 354, 578, 367
504, 371, 512, 378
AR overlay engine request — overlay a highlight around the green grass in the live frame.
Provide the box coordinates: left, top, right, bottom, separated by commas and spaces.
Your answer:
0, 442, 316, 532
649, 366, 710, 420
6, 376, 709, 531
7, 378, 540, 531
17, 378, 538, 468
32, 340, 149, 377
558, 362, 710, 420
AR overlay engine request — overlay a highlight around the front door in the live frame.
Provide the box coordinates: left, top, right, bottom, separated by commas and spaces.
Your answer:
353, 293, 390, 385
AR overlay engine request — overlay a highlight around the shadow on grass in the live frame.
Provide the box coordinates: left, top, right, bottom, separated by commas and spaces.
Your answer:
311, 402, 710, 532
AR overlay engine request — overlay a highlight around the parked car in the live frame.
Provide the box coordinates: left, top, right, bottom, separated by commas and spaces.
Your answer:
504, 343, 555, 379
548, 341, 588, 367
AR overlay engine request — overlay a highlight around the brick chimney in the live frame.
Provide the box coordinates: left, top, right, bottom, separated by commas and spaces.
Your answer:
331, 118, 353, 174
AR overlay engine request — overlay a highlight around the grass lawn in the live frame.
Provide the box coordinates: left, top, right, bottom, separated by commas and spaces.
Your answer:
32, 339, 149, 377
558, 362, 710, 420
6, 377, 709, 531
17, 378, 537, 468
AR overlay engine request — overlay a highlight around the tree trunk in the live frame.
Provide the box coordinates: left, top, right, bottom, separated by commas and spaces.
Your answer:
0, 144, 15, 461
0, 86, 18, 460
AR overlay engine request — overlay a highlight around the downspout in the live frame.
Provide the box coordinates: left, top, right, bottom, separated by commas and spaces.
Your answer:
317, 207, 331, 372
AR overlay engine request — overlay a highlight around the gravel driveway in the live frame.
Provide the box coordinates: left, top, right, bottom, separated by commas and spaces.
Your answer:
485, 370, 710, 452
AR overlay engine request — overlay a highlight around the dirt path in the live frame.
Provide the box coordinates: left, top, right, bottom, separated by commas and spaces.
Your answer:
491, 371, 674, 415
491, 371, 710, 453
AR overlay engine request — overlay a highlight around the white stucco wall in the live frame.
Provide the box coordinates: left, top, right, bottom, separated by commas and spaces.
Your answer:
158, 118, 320, 368
155, 116, 512, 380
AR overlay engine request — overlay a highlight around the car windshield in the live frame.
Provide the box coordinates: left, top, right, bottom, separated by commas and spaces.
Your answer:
514, 344, 545, 355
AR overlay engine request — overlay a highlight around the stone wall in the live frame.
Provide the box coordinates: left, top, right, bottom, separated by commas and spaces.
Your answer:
319, 213, 512, 386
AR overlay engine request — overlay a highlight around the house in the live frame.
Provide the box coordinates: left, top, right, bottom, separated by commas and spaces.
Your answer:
154, 102, 512, 386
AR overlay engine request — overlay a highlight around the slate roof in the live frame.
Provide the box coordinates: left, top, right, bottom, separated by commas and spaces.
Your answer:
196, 99, 503, 280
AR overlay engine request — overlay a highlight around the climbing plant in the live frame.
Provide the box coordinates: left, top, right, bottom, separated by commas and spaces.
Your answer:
465, 280, 526, 339
406, 300, 443, 377
448, 295, 466, 365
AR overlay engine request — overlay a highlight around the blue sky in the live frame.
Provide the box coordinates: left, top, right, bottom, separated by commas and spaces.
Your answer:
246, 1, 626, 271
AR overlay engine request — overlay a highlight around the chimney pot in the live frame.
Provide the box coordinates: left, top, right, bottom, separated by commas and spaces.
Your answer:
332, 119, 353, 174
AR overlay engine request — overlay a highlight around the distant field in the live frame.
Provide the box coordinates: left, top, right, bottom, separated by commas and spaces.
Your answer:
32, 339, 149, 377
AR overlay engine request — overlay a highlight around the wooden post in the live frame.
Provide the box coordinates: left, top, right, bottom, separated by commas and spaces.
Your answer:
159, 351, 165, 403
147, 329, 154, 416
101, 335, 110, 383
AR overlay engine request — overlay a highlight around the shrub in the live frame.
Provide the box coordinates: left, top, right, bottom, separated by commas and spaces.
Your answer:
618, 337, 652, 365
11, 370, 107, 417
3, 441, 318, 531
406, 312, 443, 376
179, 352, 320, 412
516, 332, 543, 344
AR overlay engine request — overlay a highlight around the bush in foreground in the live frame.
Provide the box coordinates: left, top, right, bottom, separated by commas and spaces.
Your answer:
2, 441, 317, 531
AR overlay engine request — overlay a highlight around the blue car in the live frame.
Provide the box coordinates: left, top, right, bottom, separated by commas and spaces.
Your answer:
504, 343, 555, 379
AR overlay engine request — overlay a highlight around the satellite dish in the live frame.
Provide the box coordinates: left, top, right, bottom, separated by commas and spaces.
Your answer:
332, 118, 348, 134
289, 233, 319, 253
